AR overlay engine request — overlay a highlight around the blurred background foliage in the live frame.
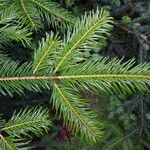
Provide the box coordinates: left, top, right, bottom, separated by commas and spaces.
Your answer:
0, 0, 150, 149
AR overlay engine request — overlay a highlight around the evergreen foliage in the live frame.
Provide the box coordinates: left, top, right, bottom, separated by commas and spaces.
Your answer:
0, 8, 31, 46
0, 106, 51, 149
0, 0, 150, 150
0, 7, 150, 146
0, 0, 76, 31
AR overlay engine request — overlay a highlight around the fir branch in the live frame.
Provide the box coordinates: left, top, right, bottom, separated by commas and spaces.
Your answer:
0, 135, 15, 150
0, 53, 13, 64
0, 60, 51, 96
52, 83, 103, 143
0, 106, 50, 149
20, 0, 37, 28
61, 58, 150, 94
14, 0, 42, 30
0, 24, 32, 46
1, 0, 76, 31
2, 107, 51, 137
31, 0, 76, 26
54, 8, 113, 72
0, 135, 29, 150
0, 7, 150, 144
1, 74, 150, 81
0, 8, 17, 25
32, 32, 60, 74
0, 7, 32, 46
1, 59, 150, 96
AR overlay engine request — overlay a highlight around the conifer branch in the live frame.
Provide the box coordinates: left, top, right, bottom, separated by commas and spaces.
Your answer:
1, 74, 150, 81
52, 83, 103, 142
0, 6, 150, 144
0, 134, 14, 150
32, 32, 60, 74
2, 107, 51, 137
54, 8, 113, 72
1, 55, 150, 95
20, 0, 37, 29
0, 106, 51, 149
31, 0, 76, 24
0, 8, 16, 24
16, 0, 42, 30
0, 25, 32, 46
0, 7, 32, 46
0, 0, 76, 31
